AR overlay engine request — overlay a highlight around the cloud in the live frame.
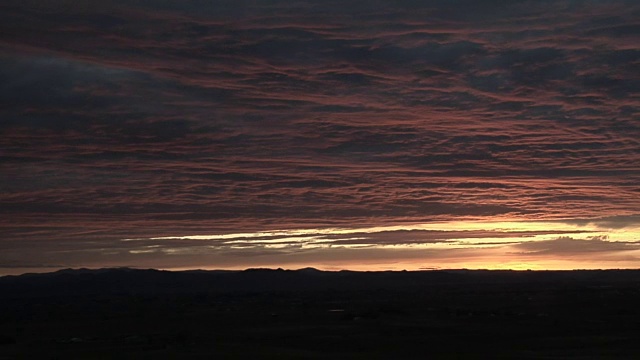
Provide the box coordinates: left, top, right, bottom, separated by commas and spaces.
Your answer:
0, 0, 639, 271
512, 235, 640, 256
562, 215, 640, 229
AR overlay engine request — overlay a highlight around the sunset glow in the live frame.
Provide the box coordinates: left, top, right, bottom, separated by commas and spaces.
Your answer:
119, 219, 640, 272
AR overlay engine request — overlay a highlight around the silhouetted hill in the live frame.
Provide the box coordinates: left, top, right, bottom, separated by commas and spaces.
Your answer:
3, 268, 640, 358
3, 267, 640, 298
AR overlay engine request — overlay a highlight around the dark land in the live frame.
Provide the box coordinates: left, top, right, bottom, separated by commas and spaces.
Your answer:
2, 268, 640, 359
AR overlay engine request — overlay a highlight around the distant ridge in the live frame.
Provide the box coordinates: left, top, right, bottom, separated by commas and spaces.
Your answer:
5, 266, 640, 278
2, 267, 640, 299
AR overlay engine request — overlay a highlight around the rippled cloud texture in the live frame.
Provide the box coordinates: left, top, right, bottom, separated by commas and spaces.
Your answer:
1, 0, 639, 273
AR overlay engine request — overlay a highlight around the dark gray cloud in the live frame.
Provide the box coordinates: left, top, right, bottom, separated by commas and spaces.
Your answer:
512, 235, 640, 256
562, 215, 640, 229
1, 0, 639, 271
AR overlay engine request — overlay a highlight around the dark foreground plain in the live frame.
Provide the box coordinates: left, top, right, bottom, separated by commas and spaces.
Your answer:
2, 268, 640, 359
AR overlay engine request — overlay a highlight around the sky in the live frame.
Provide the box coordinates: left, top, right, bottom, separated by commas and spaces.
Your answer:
1, 0, 640, 275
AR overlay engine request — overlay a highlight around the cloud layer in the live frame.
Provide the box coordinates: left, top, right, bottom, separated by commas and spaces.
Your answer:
1, 0, 639, 271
